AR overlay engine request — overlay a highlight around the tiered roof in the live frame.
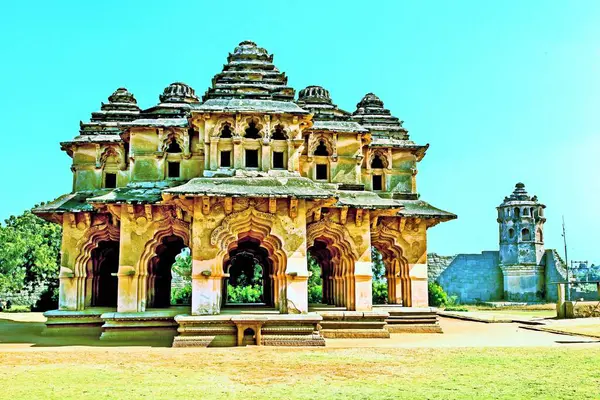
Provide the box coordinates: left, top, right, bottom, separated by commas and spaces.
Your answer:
499, 183, 544, 207
195, 41, 307, 114
296, 86, 366, 133
61, 88, 141, 152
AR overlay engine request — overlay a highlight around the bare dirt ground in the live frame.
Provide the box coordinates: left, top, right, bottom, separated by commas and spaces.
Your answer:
1, 313, 599, 399
0, 313, 598, 351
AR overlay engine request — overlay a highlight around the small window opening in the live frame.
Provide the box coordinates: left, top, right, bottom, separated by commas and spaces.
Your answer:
221, 151, 231, 168
508, 228, 515, 239
372, 175, 383, 191
273, 152, 284, 169
523, 208, 529, 216
221, 124, 233, 138
246, 149, 259, 168
316, 164, 328, 180
371, 155, 384, 169
272, 126, 286, 140
314, 140, 329, 156
514, 208, 520, 218
166, 140, 182, 153
521, 228, 531, 241
245, 122, 261, 139
168, 161, 180, 178
104, 173, 117, 189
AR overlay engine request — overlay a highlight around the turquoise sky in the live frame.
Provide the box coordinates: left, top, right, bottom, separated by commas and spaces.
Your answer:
0, 1, 598, 263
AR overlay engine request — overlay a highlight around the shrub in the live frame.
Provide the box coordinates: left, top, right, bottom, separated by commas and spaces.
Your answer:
171, 285, 192, 305
2, 305, 31, 313
428, 281, 449, 307
444, 305, 469, 312
227, 284, 263, 303
372, 280, 388, 304
308, 284, 322, 304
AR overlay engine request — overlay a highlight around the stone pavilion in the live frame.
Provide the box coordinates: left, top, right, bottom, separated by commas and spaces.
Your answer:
34, 41, 455, 346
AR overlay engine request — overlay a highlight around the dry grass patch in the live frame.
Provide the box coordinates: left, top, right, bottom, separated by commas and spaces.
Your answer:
1, 346, 599, 399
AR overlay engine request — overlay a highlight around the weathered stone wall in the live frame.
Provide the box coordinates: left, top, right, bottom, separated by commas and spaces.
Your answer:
429, 251, 503, 303
427, 253, 456, 281
545, 250, 599, 302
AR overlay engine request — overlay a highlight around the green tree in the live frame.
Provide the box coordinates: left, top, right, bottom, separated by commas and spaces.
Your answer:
0, 208, 61, 309
371, 247, 388, 304
307, 253, 323, 303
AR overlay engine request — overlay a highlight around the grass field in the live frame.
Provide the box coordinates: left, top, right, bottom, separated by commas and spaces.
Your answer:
1, 346, 599, 399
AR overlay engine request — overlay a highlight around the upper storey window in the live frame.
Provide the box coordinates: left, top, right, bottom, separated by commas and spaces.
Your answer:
314, 140, 330, 156
272, 125, 286, 140
371, 155, 385, 169
245, 122, 261, 139
221, 124, 233, 138
104, 173, 117, 189
166, 139, 182, 153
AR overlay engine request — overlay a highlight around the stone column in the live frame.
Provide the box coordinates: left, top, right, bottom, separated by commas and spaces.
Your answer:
209, 138, 219, 170
283, 199, 309, 313
261, 143, 270, 171
57, 218, 84, 310
353, 212, 373, 311
409, 263, 429, 307
191, 259, 222, 315
190, 198, 223, 315
117, 207, 145, 312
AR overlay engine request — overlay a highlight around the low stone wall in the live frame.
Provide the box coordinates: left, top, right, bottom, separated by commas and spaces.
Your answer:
434, 251, 503, 303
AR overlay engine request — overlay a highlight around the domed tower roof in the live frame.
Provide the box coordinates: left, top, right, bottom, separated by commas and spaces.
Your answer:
202, 41, 295, 102
297, 85, 333, 105
159, 82, 199, 103
296, 85, 367, 133
499, 183, 544, 207
139, 82, 199, 120
352, 93, 408, 139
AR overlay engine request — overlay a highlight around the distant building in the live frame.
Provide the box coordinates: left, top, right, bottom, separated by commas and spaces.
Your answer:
428, 183, 594, 303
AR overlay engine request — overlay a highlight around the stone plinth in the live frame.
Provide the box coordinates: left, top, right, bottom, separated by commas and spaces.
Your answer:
173, 314, 325, 347
43, 308, 112, 336
373, 305, 442, 333
317, 311, 390, 338
501, 264, 545, 302
99, 307, 186, 342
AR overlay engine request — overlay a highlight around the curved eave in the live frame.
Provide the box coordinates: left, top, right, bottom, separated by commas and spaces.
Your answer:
192, 98, 310, 115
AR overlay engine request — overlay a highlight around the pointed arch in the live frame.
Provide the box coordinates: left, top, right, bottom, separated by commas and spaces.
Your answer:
307, 218, 359, 309
210, 207, 287, 310
371, 224, 411, 306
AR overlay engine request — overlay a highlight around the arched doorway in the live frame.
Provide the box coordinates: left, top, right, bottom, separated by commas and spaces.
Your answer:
223, 237, 272, 307
307, 240, 333, 305
87, 240, 119, 307
147, 235, 186, 308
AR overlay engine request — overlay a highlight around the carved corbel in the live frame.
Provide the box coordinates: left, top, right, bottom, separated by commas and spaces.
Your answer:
340, 206, 349, 224
289, 198, 298, 219
67, 213, 76, 228
371, 214, 379, 230
224, 197, 233, 215
355, 152, 364, 165
355, 209, 363, 227
106, 204, 121, 224
269, 197, 277, 214
126, 204, 135, 219
202, 196, 211, 215
314, 207, 322, 222
144, 204, 153, 221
